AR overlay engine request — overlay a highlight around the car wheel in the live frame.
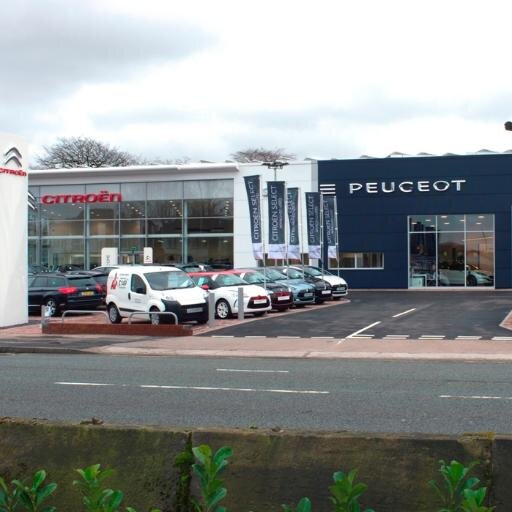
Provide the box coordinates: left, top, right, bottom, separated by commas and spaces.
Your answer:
467, 275, 477, 287
107, 303, 122, 324
44, 297, 59, 317
215, 299, 232, 319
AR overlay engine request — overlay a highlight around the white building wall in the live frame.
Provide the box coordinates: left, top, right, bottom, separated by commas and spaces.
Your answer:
0, 133, 28, 327
233, 161, 317, 268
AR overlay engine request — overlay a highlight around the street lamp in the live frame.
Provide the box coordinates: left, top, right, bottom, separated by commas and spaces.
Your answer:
505, 121, 512, 131
262, 160, 289, 181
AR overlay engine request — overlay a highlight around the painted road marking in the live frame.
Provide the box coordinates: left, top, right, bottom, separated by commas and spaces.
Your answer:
277, 336, 301, 339
392, 308, 416, 318
311, 336, 335, 339
456, 336, 482, 340
384, 335, 410, 339
55, 382, 115, 386
346, 321, 381, 339
420, 335, 445, 339
56, 381, 328, 395
211, 335, 235, 338
491, 337, 512, 341
216, 368, 290, 374
440, 395, 512, 401
140, 385, 328, 394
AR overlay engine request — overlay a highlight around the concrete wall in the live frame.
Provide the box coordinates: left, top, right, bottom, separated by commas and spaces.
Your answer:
1, 420, 511, 511
0, 133, 28, 327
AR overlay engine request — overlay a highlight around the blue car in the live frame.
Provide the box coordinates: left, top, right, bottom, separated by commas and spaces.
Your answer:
255, 267, 316, 307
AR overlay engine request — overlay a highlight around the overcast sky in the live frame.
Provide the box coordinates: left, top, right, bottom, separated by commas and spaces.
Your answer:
4, 0, 512, 163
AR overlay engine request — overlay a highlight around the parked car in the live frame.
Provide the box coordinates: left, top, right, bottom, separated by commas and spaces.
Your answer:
55, 264, 84, 272
253, 267, 316, 307
174, 262, 214, 272
438, 262, 494, 287
273, 266, 333, 303
67, 270, 111, 301
91, 266, 119, 274
288, 265, 348, 299
189, 271, 271, 319
229, 269, 293, 311
106, 265, 208, 325
28, 273, 103, 317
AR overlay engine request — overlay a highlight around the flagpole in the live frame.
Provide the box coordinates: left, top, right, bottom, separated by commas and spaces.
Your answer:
298, 187, 305, 269
320, 192, 325, 280
259, 175, 267, 288
333, 195, 341, 278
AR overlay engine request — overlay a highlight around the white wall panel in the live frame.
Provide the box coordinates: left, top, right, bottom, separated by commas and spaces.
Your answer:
0, 134, 28, 327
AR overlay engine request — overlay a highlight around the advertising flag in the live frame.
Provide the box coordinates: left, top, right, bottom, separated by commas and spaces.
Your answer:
267, 181, 286, 259
323, 195, 337, 259
287, 187, 300, 260
243, 175, 263, 260
305, 192, 321, 259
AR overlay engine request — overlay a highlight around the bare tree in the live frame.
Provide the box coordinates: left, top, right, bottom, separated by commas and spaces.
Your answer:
34, 137, 142, 169
230, 147, 296, 163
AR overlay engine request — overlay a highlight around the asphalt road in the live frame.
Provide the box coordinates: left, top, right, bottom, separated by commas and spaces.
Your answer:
203, 290, 512, 340
1, 353, 512, 435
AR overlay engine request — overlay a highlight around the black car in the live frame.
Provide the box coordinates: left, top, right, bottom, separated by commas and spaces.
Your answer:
231, 270, 293, 311
68, 270, 111, 301
273, 266, 333, 303
28, 273, 104, 317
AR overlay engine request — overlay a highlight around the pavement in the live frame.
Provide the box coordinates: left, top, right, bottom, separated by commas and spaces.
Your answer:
2, 291, 512, 361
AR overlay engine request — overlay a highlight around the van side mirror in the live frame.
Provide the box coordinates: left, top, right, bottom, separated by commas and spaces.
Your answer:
201, 284, 209, 290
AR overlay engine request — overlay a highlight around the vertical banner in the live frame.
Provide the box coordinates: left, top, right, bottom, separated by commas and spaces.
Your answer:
305, 192, 321, 259
267, 181, 286, 259
244, 175, 263, 260
287, 187, 300, 260
323, 195, 337, 259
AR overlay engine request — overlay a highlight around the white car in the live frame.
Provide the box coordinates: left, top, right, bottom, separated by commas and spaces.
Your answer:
105, 265, 208, 325
287, 265, 349, 299
190, 272, 271, 319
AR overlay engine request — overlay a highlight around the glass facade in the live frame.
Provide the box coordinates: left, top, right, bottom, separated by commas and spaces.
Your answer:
28, 179, 234, 270
408, 214, 494, 287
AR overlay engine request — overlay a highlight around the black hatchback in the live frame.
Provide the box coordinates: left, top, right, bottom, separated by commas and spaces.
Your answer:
28, 273, 103, 317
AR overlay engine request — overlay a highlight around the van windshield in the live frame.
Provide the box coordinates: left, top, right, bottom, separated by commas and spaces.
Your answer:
144, 271, 196, 290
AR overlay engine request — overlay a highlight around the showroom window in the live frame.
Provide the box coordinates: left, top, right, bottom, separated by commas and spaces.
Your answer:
408, 214, 494, 288
336, 252, 384, 269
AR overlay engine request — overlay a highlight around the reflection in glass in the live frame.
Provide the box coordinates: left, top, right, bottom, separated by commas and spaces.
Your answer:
89, 219, 118, 236
409, 233, 436, 287
187, 218, 233, 234
44, 220, 84, 236
41, 239, 85, 269
147, 200, 182, 218
409, 216, 436, 232
187, 199, 233, 217
121, 219, 145, 235
187, 237, 233, 266
120, 201, 145, 218
466, 231, 494, 286
437, 214, 465, 232
148, 219, 182, 235
147, 238, 183, 264
88, 238, 119, 269
466, 214, 494, 232
409, 214, 494, 288
438, 232, 465, 286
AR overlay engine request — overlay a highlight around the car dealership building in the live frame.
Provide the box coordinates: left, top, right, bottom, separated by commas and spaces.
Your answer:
28, 151, 512, 289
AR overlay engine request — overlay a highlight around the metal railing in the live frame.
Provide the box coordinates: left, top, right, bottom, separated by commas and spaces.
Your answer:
127, 311, 178, 325
61, 310, 109, 324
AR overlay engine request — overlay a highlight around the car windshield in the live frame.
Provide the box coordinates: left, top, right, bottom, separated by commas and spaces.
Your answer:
304, 267, 324, 277
265, 268, 287, 280
285, 268, 304, 279
241, 272, 265, 284
214, 274, 248, 287
144, 271, 196, 290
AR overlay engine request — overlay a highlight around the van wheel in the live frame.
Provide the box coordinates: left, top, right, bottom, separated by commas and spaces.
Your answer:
108, 304, 122, 324
215, 299, 232, 319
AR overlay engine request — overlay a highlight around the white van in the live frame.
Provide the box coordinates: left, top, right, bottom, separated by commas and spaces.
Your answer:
106, 265, 208, 325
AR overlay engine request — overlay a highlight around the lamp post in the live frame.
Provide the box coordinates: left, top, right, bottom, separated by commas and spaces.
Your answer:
262, 160, 289, 181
